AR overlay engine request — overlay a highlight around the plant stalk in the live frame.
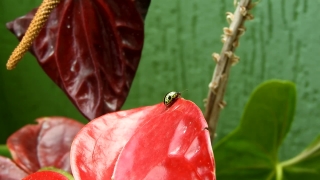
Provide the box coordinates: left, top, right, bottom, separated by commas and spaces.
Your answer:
204, 0, 254, 140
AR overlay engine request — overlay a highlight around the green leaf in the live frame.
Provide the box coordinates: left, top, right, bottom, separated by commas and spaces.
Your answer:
280, 135, 320, 179
214, 80, 296, 180
0, 144, 11, 158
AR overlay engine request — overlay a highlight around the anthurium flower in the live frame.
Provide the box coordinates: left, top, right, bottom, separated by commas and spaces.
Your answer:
0, 117, 84, 180
6, 0, 147, 120
71, 98, 216, 180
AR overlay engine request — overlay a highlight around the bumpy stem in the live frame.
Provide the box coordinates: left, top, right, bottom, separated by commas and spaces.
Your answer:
6, 0, 61, 70
204, 0, 254, 140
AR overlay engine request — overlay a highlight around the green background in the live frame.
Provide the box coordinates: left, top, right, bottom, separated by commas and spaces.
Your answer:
0, 0, 319, 162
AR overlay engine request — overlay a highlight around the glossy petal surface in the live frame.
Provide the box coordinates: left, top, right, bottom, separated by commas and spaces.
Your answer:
36, 117, 84, 173
0, 156, 28, 180
71, 99, 215, 180
7, 125, 41, 173
7, 117, 84, 174
6, 0, 144, 120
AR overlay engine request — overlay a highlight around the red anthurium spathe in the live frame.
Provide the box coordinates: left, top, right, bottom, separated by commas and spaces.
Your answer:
70, 98, 216, 180
0, 117, 83, 180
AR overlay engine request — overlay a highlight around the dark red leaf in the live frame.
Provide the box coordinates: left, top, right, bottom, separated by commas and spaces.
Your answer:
0, 156, 28, 180
7, 125, 41, 173
36, 117, 84, 173
6, 117, 84, 174
6, 0, 144, 120
22, 171, 69, 180
70, 99, 215, 179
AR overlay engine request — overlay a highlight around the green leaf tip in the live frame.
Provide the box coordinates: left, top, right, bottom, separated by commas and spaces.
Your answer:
39, 167, 74, 180
0, 144, 11, 158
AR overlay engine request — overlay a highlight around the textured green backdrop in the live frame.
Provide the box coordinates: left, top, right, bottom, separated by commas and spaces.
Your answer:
0, 0, 319, 162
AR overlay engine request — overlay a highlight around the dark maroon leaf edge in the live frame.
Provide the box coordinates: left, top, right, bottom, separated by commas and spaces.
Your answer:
133, 0, 151, 20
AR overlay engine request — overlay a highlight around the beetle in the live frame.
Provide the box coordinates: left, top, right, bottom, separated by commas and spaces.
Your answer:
163, 91, 181, 107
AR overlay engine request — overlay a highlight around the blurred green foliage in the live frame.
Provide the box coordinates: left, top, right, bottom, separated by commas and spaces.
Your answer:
0, 145, 11, 158
214, 80, 320, 180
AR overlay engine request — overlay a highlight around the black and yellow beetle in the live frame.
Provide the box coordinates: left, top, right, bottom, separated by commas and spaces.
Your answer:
163, 91, 181, 107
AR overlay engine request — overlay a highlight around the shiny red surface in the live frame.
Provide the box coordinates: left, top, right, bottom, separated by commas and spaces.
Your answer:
70, 99, 215, 180
22, 171, 69, 180
0, 156, 28, 180
6, 117, 83, 174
